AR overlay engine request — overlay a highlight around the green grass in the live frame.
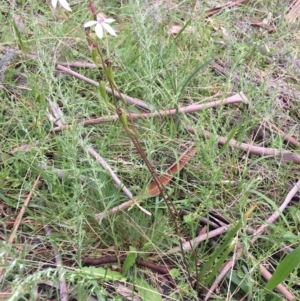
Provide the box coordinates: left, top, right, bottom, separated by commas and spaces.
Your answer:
1, 0, 300, 300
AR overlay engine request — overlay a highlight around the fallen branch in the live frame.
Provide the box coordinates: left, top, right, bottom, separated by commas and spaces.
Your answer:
0, 47, 149, 110
263, 119, 300, 149
185, 127, 300, 165
0, 175, 41, 278
53, 93, 247, 132
95, 199, 137, 220
85, 146, 151, 216
82, 255, 170, 274
56, 64, 150, 110
86, 146, 133, 200
8, 175, 40, 245
45, 226, 68, 301
286, 0, 300, 23
258, 262, 295, 300
46, 100, 150, 216
180, 210, 223, 229
205, 243, 243, 301
166, 225, 229, 254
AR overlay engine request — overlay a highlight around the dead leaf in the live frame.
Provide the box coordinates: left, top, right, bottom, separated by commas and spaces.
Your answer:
205, 0, 249, 16
147, 145, 197, 196
169, 23, 193, 35
249, 17, 276, 32
47, 100, 64, 126
96, 145, 197, 219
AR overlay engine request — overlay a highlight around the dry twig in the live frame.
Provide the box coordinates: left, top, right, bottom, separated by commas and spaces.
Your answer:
186, 128, 300, 164
82, 255, 170, 274
45, 226, 68, 301
56, 64, 149, 110
54, 93, 246, 132
167, 225, 229, 254
8, 175, 40, 245
0, 175, 40, 278
205, 243, 243, 301
86, 146, 151, 216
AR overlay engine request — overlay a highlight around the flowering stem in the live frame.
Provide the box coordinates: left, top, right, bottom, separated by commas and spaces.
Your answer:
88, 37, 195, 281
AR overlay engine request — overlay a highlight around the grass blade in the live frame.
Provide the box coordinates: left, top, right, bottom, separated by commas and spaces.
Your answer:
78, 267, 125, 281
264, 246, 300, 292
179, 59, 212, 99
199, 220, 242, 283
122, 246, 137, 276
135, 277, 163, 301
218, 126, 239, 156
174, 19, 192, 40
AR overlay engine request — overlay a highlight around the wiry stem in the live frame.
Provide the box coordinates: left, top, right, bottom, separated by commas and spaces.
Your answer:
89, 37, 195, 281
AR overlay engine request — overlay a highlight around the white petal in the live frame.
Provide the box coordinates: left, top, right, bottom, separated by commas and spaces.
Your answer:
59, 0, 72, 11
95, 24, 104, 39
51, 0, 58, 9
103, 18, 115, 24
102, 22, 117, 36
84, 20, 98, 28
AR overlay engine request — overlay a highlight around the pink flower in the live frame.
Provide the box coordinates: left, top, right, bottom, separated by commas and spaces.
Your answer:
51, 0, 72, 11
84, 13, 117, 39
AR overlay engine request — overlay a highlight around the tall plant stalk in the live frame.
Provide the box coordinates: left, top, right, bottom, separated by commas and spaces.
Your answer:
87, 34, 196, 283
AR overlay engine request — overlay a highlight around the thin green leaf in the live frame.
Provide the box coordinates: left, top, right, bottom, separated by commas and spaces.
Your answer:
226, 270, 249, 294
249, 189, 290, 229
179, 59, 212, 99
205, 239, 236, 286
218, 126, 239, 156
174, 19, 192, 40
199, 220, 242, 282
135, 277, 163, 301
265, 246, 300, 291
0, 192, 14, 206
77, 266, 126, 281
122, 246, 137, 276
12, 16, 25, 50
158, 48, 177, 95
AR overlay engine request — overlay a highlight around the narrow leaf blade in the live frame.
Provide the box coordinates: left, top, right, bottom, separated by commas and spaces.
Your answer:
122, 247, 137, 276
179, 59, 212, 99
265, 246, 300, 291
78, 266, 125, 281
135, 277, 163, 301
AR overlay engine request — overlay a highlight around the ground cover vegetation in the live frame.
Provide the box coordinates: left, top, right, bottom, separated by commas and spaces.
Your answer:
1, 0, 300, 300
